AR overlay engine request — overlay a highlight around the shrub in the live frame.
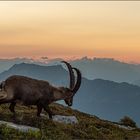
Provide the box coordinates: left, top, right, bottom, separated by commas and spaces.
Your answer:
120, 116, 137, 128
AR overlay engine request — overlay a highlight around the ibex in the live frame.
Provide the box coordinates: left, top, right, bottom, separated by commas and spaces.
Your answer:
0, 61, 81, 119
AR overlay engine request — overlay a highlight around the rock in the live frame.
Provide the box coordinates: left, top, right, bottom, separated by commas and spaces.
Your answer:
0, 120, 40, 133
114, 123, 135, 130
40, 114, 78, 124
53, 115, 78, 124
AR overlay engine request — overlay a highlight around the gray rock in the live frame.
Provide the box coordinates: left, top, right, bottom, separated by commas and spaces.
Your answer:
40, 114, 78, 124
53, 115, 78, 124
0, 120, 40, 132
114, 123, 135, 130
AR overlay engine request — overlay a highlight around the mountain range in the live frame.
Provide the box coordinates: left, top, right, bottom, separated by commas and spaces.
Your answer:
0, 63, 68, 86
0, 58, 48, 73
1, 57, 140, 86
69, 57, 140, 84
0, 63, 140, 126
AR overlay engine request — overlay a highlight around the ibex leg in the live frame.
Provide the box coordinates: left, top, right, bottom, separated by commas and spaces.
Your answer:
37, 105, 43, 117
9, 102, 16, 113
43, 105, 54, 119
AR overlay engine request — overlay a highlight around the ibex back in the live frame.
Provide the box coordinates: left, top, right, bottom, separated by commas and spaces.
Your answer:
0, 61, 81, 119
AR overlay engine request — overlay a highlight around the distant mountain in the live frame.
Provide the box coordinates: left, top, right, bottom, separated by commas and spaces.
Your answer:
0, 63, 69, 86
0, 58, 49, 73
0, 63, 140, 126
74, 78, 140, 126
69, 57, 140, 83
1, 57, 140, 84
133, 80, 140, 86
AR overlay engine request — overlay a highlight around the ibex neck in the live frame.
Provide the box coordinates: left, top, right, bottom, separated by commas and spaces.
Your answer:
52, 87, 67, 101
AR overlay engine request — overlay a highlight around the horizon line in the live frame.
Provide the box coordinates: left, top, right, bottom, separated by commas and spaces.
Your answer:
0, 56, 139, 65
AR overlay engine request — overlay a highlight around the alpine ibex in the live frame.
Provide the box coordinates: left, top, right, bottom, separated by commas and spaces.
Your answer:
0, 61, 81, 118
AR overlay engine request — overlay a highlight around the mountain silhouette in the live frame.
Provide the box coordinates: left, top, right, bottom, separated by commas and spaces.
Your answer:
70, 57, 140, 83
0, 63, 68, 86
1, 57, 140, 85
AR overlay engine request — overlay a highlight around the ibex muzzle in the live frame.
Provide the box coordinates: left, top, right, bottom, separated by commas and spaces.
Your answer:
0, 61, 81, 118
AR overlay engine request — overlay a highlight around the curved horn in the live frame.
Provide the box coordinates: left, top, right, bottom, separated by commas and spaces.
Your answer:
61, 61, 75, 89
72, 68, 82, 95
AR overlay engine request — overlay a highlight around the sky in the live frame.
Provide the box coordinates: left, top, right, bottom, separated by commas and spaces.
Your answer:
0, 1, 140, 63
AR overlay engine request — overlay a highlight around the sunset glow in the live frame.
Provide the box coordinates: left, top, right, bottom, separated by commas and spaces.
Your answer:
0, 1, 140, 63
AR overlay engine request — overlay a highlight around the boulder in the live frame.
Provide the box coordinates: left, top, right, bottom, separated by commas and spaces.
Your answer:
0, 120, 40, 133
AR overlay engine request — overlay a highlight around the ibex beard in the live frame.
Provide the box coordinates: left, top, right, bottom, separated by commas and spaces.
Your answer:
0, 61, 81, 119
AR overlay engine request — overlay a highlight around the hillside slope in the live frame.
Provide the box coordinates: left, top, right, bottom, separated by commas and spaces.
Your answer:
0, 103, 140, 140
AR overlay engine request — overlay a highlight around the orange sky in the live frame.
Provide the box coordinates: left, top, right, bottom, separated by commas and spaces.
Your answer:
0, 1, 140, 63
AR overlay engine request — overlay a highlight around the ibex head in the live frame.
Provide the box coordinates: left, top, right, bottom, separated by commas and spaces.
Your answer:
62, 61, 81, 106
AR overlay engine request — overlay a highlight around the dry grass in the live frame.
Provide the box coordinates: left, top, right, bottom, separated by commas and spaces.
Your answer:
0, 103, 140, 140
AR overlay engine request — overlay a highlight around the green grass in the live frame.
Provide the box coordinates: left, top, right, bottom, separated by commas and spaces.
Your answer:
0, 103, 140, 140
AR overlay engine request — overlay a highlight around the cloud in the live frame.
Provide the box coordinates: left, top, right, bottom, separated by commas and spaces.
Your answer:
41, 57, 48, 60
